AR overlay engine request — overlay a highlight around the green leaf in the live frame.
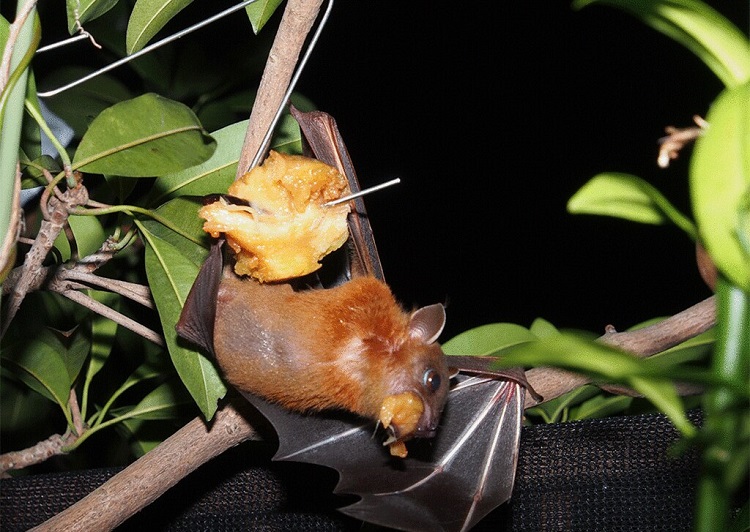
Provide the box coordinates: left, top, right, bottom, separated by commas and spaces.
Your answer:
126, 0, 194, 54
245, 0, 284, 33
139, 222, 226, 419
69, 213, 107, 258
529, 317, 559, 339
41, 67, 132, 138
139, 196, 210, 262
497, 332, 696, 436
52, 213, 106, 262
116, 379, 192, 421
1, 330, 74, 419
66, 0, 119, 33
149, 113, 303, 205
568, 172, 697, 239
61, 328, 91, 383
149, 120, 248, 205
72, 93, 216, 177
573, 0, 750, 87
690, 82, 750, 292
442, 322, 537, 356
0, 15, 9, 45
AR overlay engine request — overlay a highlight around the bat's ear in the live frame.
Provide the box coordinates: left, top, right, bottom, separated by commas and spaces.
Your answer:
408, 304, 446, 344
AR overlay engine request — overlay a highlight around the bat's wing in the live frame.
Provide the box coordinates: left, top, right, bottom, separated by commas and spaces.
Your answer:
175, 238, 224, 356
242, 373, 524, 532
291, 105, 384, 282
245, 108, 532, 530
177, 108, 533, 531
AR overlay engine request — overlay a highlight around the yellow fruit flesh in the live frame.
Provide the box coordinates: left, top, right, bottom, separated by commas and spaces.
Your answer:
200, 151, 351, 282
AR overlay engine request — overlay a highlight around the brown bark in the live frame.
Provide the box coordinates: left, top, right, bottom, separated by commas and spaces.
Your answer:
523, 295, 716, 405
30, 401, 259, 532
235, 0, 325, 177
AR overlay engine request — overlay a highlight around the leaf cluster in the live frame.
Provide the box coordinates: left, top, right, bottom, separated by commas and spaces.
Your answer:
1, 0, 297, 467
443, 1, 749, 528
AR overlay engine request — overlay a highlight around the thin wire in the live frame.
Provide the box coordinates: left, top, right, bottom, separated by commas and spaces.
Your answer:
36, 33, 89, 54
248, 0, 334, 170
37, 0, 258, 98
324, 178, 401, 207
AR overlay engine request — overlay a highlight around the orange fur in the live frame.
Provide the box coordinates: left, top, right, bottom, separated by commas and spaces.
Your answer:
213, 275, 449, 428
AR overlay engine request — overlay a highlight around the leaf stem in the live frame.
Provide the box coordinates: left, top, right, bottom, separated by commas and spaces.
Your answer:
695, 278, 749, 531
24, 98, 72, 169
73, 204, 204, 246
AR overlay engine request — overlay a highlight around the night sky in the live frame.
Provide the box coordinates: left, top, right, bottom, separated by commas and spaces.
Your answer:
295, 0, 747, 340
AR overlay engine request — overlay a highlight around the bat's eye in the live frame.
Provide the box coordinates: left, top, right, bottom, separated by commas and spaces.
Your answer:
422, 369, 442, 393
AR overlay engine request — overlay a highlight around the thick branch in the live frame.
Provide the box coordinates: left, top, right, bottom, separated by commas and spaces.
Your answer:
30, 399, 260, 532
523, 295, 716, 405
235, 0, 325, 177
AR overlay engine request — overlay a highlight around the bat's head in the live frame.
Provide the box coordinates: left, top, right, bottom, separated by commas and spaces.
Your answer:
378, 303, 452, 446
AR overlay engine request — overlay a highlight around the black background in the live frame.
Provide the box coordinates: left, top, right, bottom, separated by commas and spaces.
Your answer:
295, 0, 747, 340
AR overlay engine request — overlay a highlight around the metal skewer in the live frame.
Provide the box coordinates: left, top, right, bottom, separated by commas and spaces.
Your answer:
324, 178, 401, 207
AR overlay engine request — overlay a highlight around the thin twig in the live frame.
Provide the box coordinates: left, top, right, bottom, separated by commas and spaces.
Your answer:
657, 115, 708, 168
54, 288, 163, 346
69, 389, 85, 437
523, 295, 716, 406
61, 270, 154, 308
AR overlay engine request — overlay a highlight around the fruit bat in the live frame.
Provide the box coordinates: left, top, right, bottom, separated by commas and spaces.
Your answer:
176, 106, 540, 531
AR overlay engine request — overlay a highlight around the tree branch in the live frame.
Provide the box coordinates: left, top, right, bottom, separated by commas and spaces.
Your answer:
235, 0, 325, 177
30, 399, 261, 532
52, 288, 163, 346
523, 295, 716, 405
28, 295, 716, 529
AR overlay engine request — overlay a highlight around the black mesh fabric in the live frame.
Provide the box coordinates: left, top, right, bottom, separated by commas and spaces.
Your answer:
1, 410, 702, 531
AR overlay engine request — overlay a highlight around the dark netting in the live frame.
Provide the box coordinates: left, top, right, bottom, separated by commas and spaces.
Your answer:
1, 409, 703, 531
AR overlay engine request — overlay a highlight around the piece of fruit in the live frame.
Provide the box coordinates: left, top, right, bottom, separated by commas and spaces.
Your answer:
379, 391, 425, 457
200, 151, 351, 282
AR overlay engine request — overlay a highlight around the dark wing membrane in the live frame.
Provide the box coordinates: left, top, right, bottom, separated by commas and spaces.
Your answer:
449, 355, 543, 403
242, 374, 524, 532
291, 105, 385, 283
175, 239, 225, 356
